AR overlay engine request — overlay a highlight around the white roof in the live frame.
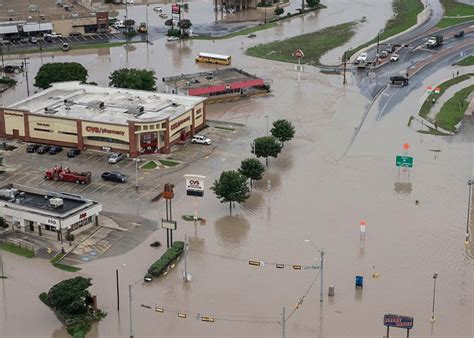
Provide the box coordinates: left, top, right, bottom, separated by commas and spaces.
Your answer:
0, 25, 18, 34
198, 52, 231, 59
22, 22, 53, 32
9, 82, 206, 125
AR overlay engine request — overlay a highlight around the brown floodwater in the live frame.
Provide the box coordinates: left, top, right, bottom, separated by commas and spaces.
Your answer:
1, 0, 473, 337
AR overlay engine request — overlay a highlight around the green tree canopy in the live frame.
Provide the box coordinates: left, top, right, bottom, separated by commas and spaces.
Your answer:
109, 68, 157, 91
178, 19, 192, 29
34, 62, 88, 89
306, 0, 319, 8
252, 136, 282, 167
211, 170, 249, 215
270, 119, 295, 145
239, 158, 265, 187
274, 7, 284, 15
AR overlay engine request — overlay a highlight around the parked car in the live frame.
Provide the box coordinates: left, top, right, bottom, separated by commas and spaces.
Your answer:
49, 146, 63, 154
108, 152, 125, 164
36, 145, 51, 154
69, 31, 82, 37
45, 32, 62, 38
248, 33, 256, 38
390, 53, 400, 62
44, 35, 53, 43
167, 36, 180, 42
26, 144, 41, 153
113, 21, 125, 29
101, 171, 128, 183
454, 30, 464, 38
153, 6, 163, 12
28, 36, 38, 44
62, 42, 70, 51
380, 50, 389, 58
386, 44, 397, 53
191, 135, 212, 145
67, 148, 81, 158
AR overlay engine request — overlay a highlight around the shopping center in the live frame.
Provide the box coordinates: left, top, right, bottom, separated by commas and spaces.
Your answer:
0, 82, 207, 156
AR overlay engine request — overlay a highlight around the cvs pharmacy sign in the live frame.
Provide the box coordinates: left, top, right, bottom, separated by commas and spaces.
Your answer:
184, 174, 206, 197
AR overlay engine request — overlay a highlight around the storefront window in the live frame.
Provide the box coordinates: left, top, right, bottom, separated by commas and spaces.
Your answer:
86, 136, 129, 145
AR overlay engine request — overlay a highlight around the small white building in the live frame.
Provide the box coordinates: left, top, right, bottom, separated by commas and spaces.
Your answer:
0, 184, 102, 241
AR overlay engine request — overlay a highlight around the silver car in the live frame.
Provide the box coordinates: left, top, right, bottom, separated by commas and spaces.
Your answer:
108, 152, 125, 164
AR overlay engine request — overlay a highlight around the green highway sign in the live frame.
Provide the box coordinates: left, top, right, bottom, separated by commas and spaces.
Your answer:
396, 155, 413, 168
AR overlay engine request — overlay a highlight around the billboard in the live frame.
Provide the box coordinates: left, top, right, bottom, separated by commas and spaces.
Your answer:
383, 314, 414, 329
184, 174, 205, 197
172, 3, 180, 14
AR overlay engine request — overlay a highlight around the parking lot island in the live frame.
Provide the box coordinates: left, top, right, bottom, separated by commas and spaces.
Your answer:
0, 81, 207, 156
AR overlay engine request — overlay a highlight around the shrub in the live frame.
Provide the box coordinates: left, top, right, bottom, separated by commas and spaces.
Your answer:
172, 241, 185, 251
167, 28, 180, 37
146, 242, 185, 278
66, 233, 75, 241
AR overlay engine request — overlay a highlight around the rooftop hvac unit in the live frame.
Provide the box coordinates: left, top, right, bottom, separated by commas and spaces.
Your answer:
128, 105, 144, 115
0, 189, 16, 200
87, 101, 105, 109
49, 197, 64, 208
29, 5, 38, 12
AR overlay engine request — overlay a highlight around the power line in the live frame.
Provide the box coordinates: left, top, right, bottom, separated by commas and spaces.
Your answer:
189, 249, 319, 270
285, 270, 321, 322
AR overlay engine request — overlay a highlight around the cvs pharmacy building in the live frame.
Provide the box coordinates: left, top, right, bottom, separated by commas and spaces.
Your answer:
0, 82, 207, 157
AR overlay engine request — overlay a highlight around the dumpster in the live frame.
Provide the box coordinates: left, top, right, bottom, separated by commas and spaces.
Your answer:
355, 275, 364, 288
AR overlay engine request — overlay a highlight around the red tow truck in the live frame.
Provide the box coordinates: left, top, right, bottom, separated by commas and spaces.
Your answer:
45, 165, 92, 184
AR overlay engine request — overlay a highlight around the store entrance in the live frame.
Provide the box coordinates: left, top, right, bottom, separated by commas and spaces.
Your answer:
140, 132, 158, 154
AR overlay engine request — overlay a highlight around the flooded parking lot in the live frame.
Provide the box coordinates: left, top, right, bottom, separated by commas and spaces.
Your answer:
0, 0, 473, 337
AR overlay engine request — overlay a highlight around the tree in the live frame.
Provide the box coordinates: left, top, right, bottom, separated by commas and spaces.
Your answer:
39, 277, 106, 338
178, 19, 192, 29
306, 0, 319, 8
211, 170, 249, 215
239, 158, 265, 187
274, 7, 284, 16
270, 119, 295, 146
109, 68, 157, 91
34, 62, 88, 89
252, 136, 282, 167
124, 19, 135, 32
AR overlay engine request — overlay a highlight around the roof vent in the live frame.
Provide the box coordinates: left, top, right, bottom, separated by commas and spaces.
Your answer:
87, 101, 105, 109
171, 102, 177, 107
49, 197, 64, 208
44, 107, 57, 114
128, 105, 144, 115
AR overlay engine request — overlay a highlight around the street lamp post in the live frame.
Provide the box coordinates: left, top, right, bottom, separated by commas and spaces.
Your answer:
129, 283, 133, 338
431, 273, 438, 322
264, 115, 269, 136
466, 179, 472, 244
304, 239, 324, 303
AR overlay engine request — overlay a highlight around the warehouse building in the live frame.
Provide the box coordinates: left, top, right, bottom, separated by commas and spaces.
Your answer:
0, 82, 207, 156
0, 183, 102, 241
162, 68, 270, 103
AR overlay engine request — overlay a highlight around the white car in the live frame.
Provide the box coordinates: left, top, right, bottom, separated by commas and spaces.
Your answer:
191, 135, 211, 145
108, 152, 125, 164
167, 36, 180, 42
45, 32, 62, 38
113, 21, 125, 29
153, 6, 162, 12
390, 53, 399, 62
355, 52, 368, 64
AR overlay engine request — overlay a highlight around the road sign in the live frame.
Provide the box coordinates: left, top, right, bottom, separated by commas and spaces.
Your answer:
396, 155, 413, 168
402, 142, 410, 150
161, 219, 177, 230
383, 314, 414, 329
434, 87, 440, 94
293, 49, 304, 58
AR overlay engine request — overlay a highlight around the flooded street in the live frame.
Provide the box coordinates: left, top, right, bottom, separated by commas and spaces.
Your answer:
1, 0, 473, 337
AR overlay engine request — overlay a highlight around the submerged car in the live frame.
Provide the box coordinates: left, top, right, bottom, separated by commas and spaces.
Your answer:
390, 53, 400, 62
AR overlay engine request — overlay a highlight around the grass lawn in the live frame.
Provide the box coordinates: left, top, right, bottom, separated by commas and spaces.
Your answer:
347, 0, 424, 59
0, 242, 35, 258
246, 21, 357, 66
141, 160, 159, 169
50, 253, 81, 272
455, 55, 474, 67
437, 0, 474, 27
159, 159, 179, 167
418, 73, 472, 120
435, 84, 474, 132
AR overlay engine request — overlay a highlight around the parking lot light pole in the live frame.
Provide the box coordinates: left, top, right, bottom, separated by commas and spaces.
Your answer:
304, 239, 324, 303
431, 273, 438, 322
264, 115, 269, 136
135, 158, 140, 190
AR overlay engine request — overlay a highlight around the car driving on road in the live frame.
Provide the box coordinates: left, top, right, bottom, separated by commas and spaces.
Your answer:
191, 135, 212, 145
390, 53, 399, 62
101, 171, 128, 183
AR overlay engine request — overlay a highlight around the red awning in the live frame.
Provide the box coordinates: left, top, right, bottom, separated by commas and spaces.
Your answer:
187, 79, 264, 96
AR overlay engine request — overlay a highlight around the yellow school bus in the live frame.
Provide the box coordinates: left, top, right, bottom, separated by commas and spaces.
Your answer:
195, 52, 232, 65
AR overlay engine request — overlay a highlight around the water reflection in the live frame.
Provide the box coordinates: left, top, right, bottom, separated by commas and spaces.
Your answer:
393, 182, 413, 195
214, 215, 250, 247
240, 190, 264, 215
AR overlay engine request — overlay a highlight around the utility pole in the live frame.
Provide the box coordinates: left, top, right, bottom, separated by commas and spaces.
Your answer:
320, 249, 324, 302
431, 273, 438, 322
265, 115, 269, 136
0, 43, 4, 73
281, 306, 286, 338
135, 158, 140, 190
342, 51, 347, 85
116, 269, 120, 311
183, 234, 189, 282
145, 0, 149, 44
20, 57, 30, 96
38, 11, 43, 64
376, 31, 380, 56
466, 180, 472, 244
129, 284, 133, 338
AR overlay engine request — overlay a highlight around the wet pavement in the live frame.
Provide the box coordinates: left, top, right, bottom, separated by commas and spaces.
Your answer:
0, 0, 473, 337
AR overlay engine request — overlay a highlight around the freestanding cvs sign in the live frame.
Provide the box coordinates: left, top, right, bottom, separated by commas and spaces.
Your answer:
184, 174, 206, 197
